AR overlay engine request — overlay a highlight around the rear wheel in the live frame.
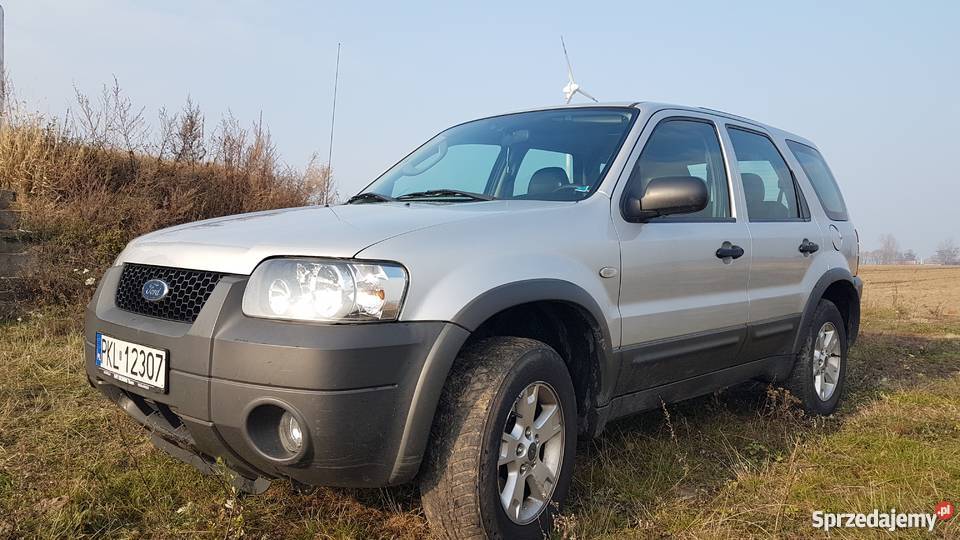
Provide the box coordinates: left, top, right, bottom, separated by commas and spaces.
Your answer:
420, 337, 577, 539
787, 299, 848, 415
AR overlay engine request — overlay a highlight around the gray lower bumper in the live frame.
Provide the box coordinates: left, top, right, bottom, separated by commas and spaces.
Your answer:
84, 266, 469, 488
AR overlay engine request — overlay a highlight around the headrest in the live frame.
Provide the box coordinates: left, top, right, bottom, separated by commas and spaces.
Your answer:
741, 173, 765, 201
528, 167, 570, 195
778, 174, 794, 193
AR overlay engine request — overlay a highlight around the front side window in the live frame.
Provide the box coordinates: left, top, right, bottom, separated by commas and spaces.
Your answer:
360, 108, 636, 202
626, 118, 730, 219
786, 140, 848, 221
727, 127, 801, 221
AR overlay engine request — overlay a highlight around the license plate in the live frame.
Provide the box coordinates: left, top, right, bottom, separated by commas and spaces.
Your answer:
96, 333, 168, 392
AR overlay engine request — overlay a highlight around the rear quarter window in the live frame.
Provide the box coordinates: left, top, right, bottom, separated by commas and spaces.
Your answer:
786, 140, 849, 221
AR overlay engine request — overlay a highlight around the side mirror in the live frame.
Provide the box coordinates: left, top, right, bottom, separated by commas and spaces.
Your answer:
621, 176, 709, 223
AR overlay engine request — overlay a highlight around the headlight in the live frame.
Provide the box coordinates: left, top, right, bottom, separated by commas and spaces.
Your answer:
242, 258, 407, 323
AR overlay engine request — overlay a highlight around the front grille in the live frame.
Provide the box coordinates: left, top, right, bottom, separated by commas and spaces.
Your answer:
115, 263, 226, 323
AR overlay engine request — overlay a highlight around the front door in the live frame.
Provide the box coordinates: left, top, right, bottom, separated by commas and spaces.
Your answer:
613, 112, 751, 394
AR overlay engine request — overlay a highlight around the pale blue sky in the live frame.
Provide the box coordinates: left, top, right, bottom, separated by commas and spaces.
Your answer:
6, 0, 958, 255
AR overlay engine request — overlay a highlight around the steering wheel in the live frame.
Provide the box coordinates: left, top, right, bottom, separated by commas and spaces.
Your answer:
552, 184, 590, 195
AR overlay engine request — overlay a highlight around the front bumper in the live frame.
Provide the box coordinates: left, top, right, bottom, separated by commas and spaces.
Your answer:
84, 266, 469, 488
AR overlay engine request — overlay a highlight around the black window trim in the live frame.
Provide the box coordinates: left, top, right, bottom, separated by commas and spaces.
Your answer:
785, 138, 850, 222
620, 115, 737, 224
725, 123, 811, 224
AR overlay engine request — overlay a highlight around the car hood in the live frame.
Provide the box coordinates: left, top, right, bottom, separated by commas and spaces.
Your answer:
115, 200, 568, 274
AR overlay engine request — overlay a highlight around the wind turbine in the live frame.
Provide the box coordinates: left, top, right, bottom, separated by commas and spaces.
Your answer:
561, 36, 598, 104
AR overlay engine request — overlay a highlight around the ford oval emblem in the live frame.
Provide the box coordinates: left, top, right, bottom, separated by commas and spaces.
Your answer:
141, 279, 170, 302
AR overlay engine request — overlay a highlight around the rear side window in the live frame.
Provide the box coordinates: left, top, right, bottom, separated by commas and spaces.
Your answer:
786, 141, 849, 221
727, 127, 801, 221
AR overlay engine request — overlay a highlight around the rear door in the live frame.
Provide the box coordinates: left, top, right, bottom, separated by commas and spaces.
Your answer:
722, 123, 825, 360
612, 111, 751, 394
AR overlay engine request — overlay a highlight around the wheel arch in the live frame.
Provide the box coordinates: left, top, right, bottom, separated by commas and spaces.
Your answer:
390, 279, 616, 483
452, 280, 617, 436
793, 269, 862, 355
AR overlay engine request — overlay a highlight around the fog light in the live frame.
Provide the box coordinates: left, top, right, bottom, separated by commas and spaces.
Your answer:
278, 411, 303, 453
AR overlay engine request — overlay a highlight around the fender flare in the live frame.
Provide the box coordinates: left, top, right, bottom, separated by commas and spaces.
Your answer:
792, 268, 860, 354
389, 279, 617, 483
452, 279, 611, 339
454, 278, 619, 427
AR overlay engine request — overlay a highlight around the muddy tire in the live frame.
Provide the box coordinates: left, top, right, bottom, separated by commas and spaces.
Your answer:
787, 299, 848, 415
420, 337, 577, 539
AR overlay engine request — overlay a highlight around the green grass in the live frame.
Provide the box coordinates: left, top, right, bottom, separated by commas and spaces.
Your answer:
1, 300, 959, 538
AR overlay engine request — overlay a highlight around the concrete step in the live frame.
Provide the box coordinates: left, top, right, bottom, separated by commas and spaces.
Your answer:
0, 190, 14, 210
0, 252, 32, 276
0, 228, 28, 239
0, 210, 20, 230
0, 237, 25, 253
0, 229, 25, 253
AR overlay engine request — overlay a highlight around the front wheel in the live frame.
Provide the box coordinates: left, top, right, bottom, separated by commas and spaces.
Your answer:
420, 337, 578, 539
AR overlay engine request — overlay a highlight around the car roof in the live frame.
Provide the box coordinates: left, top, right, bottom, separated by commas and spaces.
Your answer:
500, 101, 818, 149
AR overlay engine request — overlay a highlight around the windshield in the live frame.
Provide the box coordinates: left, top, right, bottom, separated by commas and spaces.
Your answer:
358, 108, 636, 202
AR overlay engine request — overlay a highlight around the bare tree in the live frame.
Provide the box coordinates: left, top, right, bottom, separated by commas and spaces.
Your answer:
935, 238, 959, 265
71, 78, 148, 153
302, 154, 338, 205
878, 234, 899, 265
211, 111, 246, 168
73, 84, 107, 147
108, 77, 148, 155
171, 97, 205, 164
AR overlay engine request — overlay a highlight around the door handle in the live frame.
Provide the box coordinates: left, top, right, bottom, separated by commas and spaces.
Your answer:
799, 239, 820, 254
715, 244, 745, 260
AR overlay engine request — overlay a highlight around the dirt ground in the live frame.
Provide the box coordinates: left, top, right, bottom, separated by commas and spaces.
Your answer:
860, 264, 960, 320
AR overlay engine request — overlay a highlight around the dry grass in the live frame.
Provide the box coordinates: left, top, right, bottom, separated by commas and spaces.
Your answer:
0, 81, 335, 312
1, 269, 959, 539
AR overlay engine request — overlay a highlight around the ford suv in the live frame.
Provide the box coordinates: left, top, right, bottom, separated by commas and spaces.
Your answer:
85, 102, 861, 539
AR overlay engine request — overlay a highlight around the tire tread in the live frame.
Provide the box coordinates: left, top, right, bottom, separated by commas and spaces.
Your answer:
420, 337, 556, 539
786, 299, 847, 415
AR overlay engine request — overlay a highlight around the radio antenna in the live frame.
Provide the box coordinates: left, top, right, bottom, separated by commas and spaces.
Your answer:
327, 42, 341, 172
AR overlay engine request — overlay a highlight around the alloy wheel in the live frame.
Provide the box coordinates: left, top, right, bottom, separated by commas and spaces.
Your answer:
497, 381, 565, 525
813, 321, 842, 401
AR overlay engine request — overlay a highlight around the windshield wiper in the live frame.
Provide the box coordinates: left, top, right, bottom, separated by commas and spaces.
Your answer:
346, 192, 396, 204
395, 189, 495, 202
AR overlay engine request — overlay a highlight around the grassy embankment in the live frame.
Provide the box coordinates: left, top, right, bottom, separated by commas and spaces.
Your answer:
0, 82, 332, 311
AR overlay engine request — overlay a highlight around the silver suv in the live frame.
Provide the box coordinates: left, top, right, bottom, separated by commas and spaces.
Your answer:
86, 102, 861, 539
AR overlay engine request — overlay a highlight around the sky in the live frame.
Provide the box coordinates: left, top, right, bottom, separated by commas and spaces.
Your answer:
5, 0, 958, 256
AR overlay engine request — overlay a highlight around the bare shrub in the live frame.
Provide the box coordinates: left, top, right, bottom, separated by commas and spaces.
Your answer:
0, 81, 336, 311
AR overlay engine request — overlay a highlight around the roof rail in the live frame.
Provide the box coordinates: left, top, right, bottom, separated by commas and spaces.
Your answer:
697, 107, 765, 127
